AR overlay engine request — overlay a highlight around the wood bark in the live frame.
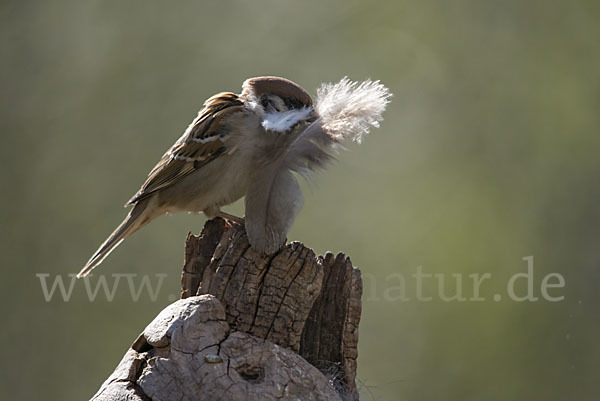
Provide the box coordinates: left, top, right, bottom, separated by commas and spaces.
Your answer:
92, 217, 363, 401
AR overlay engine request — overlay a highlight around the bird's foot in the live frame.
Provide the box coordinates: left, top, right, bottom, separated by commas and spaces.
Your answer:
217, 211, 245, 227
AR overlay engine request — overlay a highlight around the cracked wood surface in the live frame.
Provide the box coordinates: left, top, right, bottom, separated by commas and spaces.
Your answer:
92, 217, 363, 400
92, 296, 341, 401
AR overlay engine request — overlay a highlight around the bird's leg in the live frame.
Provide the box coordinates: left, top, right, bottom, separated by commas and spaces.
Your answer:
217, 211, 245, 226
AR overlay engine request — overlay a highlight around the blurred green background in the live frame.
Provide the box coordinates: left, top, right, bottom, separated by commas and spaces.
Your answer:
2, 0, 599, 400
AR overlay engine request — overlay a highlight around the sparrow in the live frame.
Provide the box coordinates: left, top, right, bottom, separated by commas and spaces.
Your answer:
78, 76, 391, 277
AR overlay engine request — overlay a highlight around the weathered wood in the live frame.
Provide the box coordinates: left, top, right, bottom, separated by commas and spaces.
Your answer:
300, 253, 363, 395
181, 218, 363, 399
91, 217, 363, 400
92, 295, 341, 401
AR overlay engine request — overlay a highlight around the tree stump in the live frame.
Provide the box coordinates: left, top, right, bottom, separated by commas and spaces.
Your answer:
91, 218, 363, 401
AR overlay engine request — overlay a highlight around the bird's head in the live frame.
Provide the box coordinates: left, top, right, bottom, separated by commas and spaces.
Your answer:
241, 76, 316, 132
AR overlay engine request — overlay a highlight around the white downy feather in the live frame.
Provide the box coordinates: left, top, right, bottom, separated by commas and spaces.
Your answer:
316, 77, 391, 143
262, 107, 314, 132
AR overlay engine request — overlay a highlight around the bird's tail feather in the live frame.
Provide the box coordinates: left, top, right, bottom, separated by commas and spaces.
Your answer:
77, 201, 154, 278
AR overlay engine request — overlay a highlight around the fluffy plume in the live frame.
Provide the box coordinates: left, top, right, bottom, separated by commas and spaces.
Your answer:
316, 77, 392, 144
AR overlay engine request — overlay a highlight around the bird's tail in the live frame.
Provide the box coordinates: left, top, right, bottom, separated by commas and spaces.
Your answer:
77, 200, 156, 278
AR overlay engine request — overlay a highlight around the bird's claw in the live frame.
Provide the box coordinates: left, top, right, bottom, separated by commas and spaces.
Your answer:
217, 211, 245, 227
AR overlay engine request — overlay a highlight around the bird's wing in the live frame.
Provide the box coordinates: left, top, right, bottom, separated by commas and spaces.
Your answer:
127, 92, 245, 205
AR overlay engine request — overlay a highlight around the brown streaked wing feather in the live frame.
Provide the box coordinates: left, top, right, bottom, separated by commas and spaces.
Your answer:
126, 93, 244, 205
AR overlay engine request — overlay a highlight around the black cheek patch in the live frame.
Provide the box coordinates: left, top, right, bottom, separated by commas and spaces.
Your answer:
284, 96, 304, 109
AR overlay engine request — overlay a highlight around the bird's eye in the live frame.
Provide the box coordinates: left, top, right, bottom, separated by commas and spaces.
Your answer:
261, 97, 276, 111
261, 95, 290, 112
283, 97, 303, 110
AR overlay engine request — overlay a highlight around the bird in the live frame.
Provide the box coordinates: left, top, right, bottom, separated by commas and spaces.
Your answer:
78, 76, 391, 278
